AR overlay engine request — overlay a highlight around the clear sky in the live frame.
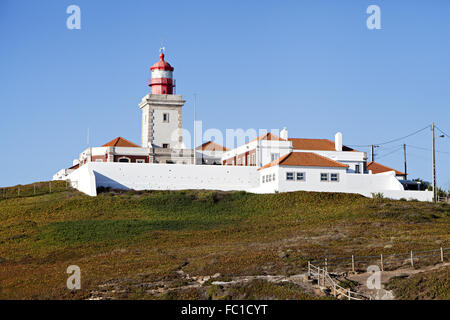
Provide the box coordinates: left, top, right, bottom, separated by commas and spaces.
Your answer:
1, 0, 449, 189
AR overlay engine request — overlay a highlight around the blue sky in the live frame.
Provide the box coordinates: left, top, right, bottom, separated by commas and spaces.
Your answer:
1, 0, 449, 189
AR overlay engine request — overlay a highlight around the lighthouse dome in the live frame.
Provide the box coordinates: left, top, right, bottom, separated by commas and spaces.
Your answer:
150, 53, 174, 71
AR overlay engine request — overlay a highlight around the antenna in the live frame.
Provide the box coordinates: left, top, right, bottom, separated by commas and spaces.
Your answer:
159, 41, 166, 54
193, 93, 197, 165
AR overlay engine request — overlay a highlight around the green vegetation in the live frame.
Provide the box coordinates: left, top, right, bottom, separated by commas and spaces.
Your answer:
385, 267, 450, 300
0, 182, 448, 299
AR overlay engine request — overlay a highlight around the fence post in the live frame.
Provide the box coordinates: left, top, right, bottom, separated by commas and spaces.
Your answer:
440, 247, 444, 262
351, 255, 355, 273
347, 289, 351, 300
333, 283, 336, 297
317, 267, 320, 285
308, 261, 311, 277
380, 254, 384, 271
325, 258, 328, 273
322, 268, 326, 286
410, 251, 414, 267
49, 182, 52, 193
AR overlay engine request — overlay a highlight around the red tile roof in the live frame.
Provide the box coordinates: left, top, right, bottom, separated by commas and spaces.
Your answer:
258, 152, 349, 171
367, 161, 405, 176
288, 138, 357, 152
102, 137, 141, 148
249, 132, 286, 144
196, 141, 229, 151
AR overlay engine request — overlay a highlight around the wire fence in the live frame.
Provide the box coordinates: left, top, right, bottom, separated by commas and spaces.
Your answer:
310, 247, 449, 273
0, 181, 70, 200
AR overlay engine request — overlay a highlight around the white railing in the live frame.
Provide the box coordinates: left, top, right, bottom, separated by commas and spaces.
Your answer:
308, 262, 372, 300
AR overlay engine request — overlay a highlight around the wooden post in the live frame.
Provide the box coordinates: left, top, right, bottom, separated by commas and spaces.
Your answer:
308, 261, 311, 277
317, 267, 320, 285
322, 268, 326, 286
380, 254, 384, 271
333, 283, 336, 297
410, 251, 414, 267
440, 247, 444, 262
325, 258, 328, 273
351, 255, 355, 273
348, 289, 351, 300
49, 182, 52, 193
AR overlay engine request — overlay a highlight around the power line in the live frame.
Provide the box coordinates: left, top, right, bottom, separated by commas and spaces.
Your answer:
436, 126, 450, 138
376, 146, 404, 160
349, 125, 431, 147
407, 144, 450, 155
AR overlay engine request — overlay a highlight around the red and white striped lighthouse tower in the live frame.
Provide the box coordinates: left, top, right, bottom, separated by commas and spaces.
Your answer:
149, 52, 175, 95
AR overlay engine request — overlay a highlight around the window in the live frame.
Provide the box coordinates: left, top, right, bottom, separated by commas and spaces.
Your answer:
296, 172, 305, 181
330, 173, 339, 182
252, 154, 256, 166
262, 176, 265, 183
272, 173, 276, 181
246, 154, 249, 166
271, 153, 280, 162
163, 113, 169, 123
355, 164, 360, 174
320, 173, 329, 181
95, 159, 103, 162
162, 143, 170, 149
286, 172, 294, 181
136, 159, 145, 163
118, 157, 130, 163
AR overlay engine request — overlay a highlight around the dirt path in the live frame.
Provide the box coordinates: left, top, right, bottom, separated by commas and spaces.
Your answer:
346, 262, 450, 299
88, 262, 449, 300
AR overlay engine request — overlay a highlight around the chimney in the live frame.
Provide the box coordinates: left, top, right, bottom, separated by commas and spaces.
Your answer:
335, 132, 343, 151
280, 127, 288, 140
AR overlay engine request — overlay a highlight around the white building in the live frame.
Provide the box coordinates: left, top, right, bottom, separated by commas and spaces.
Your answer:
54, 52, 432, 202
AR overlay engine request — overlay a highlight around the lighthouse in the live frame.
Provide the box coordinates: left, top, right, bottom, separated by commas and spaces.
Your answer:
149, 52, 175, 95
139, 52, 186, 162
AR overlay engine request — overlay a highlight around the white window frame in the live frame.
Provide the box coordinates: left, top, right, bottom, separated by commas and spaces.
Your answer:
163, 113, 169, 123
296, 172, 305, 181
118, 157, 131, 163
162, 143, 170, 149
330, 173, 339, 182
355, 164, 360, 174
320, 173, 329, 182
271, 153, 280, 162
286, 172, 294, 181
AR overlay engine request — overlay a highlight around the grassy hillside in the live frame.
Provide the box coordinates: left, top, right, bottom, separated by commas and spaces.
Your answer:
386, 266, 450, 300
0, 183, 449, 299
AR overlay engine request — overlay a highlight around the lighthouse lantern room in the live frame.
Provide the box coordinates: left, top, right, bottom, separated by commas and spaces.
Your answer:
149, 52, 175, 95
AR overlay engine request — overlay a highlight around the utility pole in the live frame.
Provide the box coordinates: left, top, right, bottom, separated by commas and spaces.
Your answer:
371, 145, 375, 162
403, 144, 407, 180
432, 122, 437, 203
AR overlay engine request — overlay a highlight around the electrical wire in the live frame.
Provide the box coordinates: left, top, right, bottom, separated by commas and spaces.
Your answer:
349, 125, 431, 147
436, 126, 450, 138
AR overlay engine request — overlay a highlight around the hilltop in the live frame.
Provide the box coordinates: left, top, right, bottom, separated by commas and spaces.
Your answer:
0, 182, 448, 299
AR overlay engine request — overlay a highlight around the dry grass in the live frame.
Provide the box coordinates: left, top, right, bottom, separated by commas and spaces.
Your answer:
0, 183, 449, 299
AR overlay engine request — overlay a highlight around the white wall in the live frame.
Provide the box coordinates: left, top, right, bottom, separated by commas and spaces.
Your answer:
64, 162, 432, 201
152, 108, 180, 148
69, 162, 259, 195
